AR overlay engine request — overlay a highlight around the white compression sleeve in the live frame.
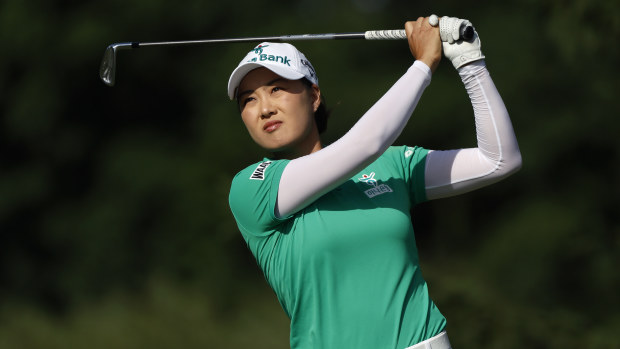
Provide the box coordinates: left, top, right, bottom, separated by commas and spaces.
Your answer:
275, 61, 432, 218
424, 61, 522, 200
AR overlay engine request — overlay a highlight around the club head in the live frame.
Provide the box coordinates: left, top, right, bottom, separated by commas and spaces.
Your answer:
99, 45, 117, 86
99, 43, 132, 87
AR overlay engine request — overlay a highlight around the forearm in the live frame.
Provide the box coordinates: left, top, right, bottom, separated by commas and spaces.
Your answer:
276, 61, 432, 217
425, 61, 521, 200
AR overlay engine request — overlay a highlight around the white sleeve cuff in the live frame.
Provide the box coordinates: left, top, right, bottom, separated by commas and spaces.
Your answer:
413, 60, 432, 79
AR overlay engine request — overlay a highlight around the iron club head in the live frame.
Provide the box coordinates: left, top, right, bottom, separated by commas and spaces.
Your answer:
99, 43, 132, 87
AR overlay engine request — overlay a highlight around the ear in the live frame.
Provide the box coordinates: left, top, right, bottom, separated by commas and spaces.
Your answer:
310, 84, 321, 112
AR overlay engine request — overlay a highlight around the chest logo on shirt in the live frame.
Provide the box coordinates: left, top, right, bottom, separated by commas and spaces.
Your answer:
250, 161, 272, 180
358, 172, 393, 198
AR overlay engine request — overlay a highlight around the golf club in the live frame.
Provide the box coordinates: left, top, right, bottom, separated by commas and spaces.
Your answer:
100, 26, 474, 87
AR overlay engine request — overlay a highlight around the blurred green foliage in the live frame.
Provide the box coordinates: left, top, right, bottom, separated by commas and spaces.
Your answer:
1, 0, 619, 348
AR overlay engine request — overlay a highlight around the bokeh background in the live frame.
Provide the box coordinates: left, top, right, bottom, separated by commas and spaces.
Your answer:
1, 0, 619, 348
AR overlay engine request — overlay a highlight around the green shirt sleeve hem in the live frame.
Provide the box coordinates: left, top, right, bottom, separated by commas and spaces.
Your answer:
412, 147, 429, 204
268, 159, 293, 222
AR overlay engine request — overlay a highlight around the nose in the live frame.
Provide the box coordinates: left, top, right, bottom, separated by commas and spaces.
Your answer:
260, 98, 276, 119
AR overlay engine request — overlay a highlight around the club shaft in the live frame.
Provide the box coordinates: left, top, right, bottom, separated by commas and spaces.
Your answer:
100, 30, 409, 87
135, 32, 368, 48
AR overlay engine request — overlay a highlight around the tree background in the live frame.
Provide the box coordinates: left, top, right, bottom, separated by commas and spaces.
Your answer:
1, 0, 618, 348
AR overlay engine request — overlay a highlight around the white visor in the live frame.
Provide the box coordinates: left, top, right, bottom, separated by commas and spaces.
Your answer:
227, 42, 319, 100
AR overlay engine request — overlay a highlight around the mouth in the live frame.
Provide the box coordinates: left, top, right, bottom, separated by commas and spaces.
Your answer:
263, 120, 282, 133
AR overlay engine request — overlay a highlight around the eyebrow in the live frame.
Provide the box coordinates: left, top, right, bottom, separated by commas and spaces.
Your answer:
237, 77, 287, 100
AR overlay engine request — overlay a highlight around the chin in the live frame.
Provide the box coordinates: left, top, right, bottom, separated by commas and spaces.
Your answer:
264, 144, 290, 154
259, 136, 294, 152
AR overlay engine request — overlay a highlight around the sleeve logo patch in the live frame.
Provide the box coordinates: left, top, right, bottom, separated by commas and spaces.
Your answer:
250, 161, 272, 180
405, 147, 414, 158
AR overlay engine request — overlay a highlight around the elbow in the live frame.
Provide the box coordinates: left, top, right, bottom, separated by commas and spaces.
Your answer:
500, 149, 522, 178
366, 139, 388, 159
352, 133, 388, 161
513, 151, 523, 172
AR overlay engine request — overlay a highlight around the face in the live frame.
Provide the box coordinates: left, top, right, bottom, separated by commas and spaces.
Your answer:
237, 67, 321, 159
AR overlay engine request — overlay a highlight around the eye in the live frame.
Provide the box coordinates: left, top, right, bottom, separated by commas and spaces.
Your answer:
241, 96, 255, 107
271, 86, 283, 93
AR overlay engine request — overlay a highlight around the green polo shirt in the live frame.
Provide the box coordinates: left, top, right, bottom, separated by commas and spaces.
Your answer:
229, 145, 446, 349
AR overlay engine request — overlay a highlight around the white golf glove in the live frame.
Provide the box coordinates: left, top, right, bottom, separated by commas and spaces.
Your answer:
430, 15, 486, 69
437, 16, 471, 44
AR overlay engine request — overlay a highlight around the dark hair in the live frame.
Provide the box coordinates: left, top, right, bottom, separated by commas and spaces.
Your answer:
301, 78, 330, 134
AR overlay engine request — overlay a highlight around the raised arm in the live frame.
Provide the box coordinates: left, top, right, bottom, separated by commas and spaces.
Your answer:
276, 18, 441, 217
424, 22, 521, 200
424, 61, 521, 199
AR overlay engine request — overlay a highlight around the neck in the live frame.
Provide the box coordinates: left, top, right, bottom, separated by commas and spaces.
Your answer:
273, 138, 322, 160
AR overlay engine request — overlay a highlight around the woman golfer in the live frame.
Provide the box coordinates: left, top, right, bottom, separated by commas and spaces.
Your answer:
228, 16, 521, 349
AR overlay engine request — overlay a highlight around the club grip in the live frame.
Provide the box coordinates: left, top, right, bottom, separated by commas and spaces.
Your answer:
364, 30, 407, 40
365, 24, 474, 41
